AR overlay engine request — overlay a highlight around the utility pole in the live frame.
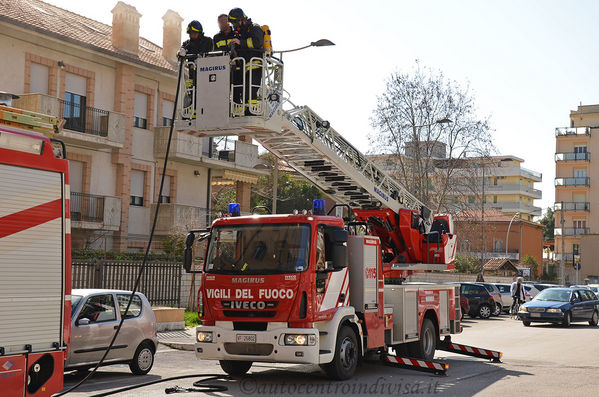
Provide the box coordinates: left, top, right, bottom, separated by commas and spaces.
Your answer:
272, 158, 278, 214
480, 164, 485, 275
560, 201, 565, 286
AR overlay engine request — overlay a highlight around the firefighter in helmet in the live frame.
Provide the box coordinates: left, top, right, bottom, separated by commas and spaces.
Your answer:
181, 20, 213, 55
213, 14, 235, 51
228, 8, 264, 115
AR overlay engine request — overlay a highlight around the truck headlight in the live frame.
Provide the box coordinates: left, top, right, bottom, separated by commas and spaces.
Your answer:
546, 308, 562, 313
284, 334, 316, 346
197, 331, 213, 343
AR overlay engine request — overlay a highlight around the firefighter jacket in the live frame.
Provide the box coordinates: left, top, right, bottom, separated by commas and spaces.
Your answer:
182, 36, 213, 55
213, 29, 235, 51
234, 20, 264, 61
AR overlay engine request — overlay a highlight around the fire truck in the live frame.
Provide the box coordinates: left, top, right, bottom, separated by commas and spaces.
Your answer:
177, 50, 500, 379
0, 105, 71, 396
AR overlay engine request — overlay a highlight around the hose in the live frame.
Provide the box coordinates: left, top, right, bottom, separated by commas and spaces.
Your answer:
88, 374, 230, 396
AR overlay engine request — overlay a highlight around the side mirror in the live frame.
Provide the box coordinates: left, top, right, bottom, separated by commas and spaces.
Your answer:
183, 232, 196, 273
332, 242, 348, 270
77, 318, 90, 326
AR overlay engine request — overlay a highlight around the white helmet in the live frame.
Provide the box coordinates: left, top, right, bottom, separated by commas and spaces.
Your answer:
517, 276, 523, 282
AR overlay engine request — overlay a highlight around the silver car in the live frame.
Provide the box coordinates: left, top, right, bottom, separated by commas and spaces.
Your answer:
66, 289, 158, 375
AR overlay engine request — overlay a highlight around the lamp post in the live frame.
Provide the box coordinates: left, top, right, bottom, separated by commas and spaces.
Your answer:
275, 39, 335, 61
506, 212, 520, 259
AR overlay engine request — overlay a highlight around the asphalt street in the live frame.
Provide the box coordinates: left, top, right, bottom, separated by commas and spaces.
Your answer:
62, 315, 599, 396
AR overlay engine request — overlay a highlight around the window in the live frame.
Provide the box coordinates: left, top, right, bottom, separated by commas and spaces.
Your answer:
468, 196, 475, 204
520, 179, 523, 186
496, 285, 510, 293
134, 92, 148, 129
493, 195, 497, 203
574, 169, 587, 178
77, 294, 117, 323
493, 178, 498, 186
130, 169, 145, 206
572, 243, 580, 255
63, 92, 87, 132
573, 220, 586, 230
528, 181, 531, 188
493, 240, 503, 252
30, 63, 49, 94
574, 146, 587, 153
158, 175, 171, 203
117, 294, 143, 318
162, 99, 174, 126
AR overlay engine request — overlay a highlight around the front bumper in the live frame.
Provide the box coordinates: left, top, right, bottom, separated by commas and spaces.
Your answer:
518, 311, 564, 323
194, 325, 320, 364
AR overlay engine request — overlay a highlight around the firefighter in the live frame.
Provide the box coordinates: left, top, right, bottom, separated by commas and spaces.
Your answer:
228, 8, 264, 115
181, 20, 213, 55
213, 14, 235, 51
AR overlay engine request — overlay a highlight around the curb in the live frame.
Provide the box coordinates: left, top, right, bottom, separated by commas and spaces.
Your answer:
159, 341, 195, 351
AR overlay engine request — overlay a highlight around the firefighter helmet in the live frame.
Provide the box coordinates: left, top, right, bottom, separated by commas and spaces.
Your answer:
187, 20, 203, 34
228, 8, 247, 23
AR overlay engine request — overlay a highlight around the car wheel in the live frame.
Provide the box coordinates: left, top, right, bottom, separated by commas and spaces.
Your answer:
478, 304, 491, 319
322, 326, 359, 380
129, 342, 155, 375
589, 311, 598, 326
219, 360, 252, 377
492, 303, 501, 316
522, 321, 531, 327
562, 312, 571, 328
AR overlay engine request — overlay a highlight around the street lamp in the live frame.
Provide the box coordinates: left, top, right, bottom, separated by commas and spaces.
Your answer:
506, 212, 520, 259
275, 39, 335, 60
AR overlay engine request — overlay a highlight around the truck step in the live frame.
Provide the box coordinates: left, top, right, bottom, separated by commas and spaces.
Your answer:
438, 336, 502, 362
381, 353, 448, 375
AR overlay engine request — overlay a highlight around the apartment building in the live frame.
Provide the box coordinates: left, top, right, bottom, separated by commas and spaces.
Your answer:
0, 0, 264, 251
554, 104, 599, 283
370, 151, 542, 221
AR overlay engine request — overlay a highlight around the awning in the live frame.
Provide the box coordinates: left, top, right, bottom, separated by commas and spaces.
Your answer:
211, 169, 259, 185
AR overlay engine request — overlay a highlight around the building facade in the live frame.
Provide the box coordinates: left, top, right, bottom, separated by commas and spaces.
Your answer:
554, 104, 599, 283
0, 0, 264, 251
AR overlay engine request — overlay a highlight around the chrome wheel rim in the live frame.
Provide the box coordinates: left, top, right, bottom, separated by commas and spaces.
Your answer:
138, 348, 153, 371
339, 336, 356, 370
480, 305, 491, 318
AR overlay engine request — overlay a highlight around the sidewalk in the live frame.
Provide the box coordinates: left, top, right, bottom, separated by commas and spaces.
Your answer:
158, 329, 195, 351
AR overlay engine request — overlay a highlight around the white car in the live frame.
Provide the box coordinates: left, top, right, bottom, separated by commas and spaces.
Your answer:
494, 283, 533, 312
523, 284, 542, 300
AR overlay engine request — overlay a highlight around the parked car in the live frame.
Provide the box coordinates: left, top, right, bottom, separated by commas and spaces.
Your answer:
475, 283, 503, 316
570, 285, 599, 298
457, 282, 497, 319
494, 283, 531, 312
66, 289, 158, 375
519, 288, 599, 327
523, 284, 539, 300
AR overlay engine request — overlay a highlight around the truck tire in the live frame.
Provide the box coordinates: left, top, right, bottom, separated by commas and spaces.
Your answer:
129, 342, 155, 375
407, 318, 436, 361
219, 360, 252, 377
322, 326, 358, 380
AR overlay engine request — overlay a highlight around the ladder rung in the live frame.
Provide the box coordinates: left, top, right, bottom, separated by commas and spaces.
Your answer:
325, 176, 345, 182
331, 182, 351, 186
311, 165, 332, 171
304, 160, 325, 166
338, 186, 358, 191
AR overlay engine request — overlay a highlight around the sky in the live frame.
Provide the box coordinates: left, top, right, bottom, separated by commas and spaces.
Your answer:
46, 0, 599, 212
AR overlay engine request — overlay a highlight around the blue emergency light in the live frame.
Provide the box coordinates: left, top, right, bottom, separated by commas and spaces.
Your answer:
228, 203, 241, 217
313, 199, 326, 215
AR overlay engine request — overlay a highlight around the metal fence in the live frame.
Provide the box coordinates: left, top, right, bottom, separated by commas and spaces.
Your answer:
72, 260, 182, 307
59, 99, 109, 137
70, 192, 105, 222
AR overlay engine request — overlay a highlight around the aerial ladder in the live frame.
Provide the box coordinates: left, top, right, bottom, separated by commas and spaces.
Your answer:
174, 51, 456, 279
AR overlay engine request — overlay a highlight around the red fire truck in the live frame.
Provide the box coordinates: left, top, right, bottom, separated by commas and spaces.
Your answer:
177, 51, 500, 379
0, 107, 71, 396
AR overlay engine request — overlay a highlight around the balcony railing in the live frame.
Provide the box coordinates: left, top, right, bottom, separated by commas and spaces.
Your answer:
59, 99, 109, 137
554, 202, 590, 211
555, 253, 575, 261
70, 192, 105, 222
521, 167, 542, 179
555, 127, 591, 137
555, 152, 590, 161
555, 177, 590, 186
484, 184, 542, 198
554, 228, 589, 236
151, 203, 212, 235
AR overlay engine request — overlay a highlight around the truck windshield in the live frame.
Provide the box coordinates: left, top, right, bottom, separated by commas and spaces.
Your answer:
205, 223, 311, 274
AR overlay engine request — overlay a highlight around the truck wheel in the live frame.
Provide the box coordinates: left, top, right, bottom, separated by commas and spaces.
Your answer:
219, 360, 252, 377
478, 304, 491, 319
129, 343, 155, 375
407, 318, 436, 361
322, 326, 358, 380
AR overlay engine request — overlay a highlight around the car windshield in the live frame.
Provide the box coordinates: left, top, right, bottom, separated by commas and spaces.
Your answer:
71, 295, 83, 316
533, 289, 571, 302
205, 223, 311, 274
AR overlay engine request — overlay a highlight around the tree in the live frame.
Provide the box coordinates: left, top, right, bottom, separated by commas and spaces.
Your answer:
370, 62, 494, 213
521, 254, 539, 279
251, 153, 323, 214
453, 254, 481, 274
539, 207, 555, 242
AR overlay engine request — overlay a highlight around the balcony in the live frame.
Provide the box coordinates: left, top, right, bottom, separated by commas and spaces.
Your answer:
154, 126, 203, 164
555, 253, 576, 261
485, 202, 542, 216
554, 202, 590, 211
555, 152, 590, 161
12, 93, 125, 148
554, 228, 589, 236
484, 184, 542, 199
150, 203, 211, 235
555, 127, 591, 137
555, 177, 590, 187
70, 192, 121, 231
460, 251, 519, 261
479, 167, 542, 182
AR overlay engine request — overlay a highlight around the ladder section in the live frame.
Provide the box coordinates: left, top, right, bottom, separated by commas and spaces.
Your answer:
255, 104, 431, 220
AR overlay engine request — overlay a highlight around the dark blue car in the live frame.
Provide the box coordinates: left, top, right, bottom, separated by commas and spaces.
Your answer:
518, 288, 599, 327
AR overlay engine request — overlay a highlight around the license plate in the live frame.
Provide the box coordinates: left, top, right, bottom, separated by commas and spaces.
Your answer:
531, 313, 541, 318
236, 334, 256, 343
